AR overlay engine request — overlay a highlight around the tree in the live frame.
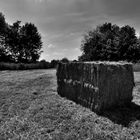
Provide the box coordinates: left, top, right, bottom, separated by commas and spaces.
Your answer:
6, 22, 43, 63
5, 21, 22, 62
0, 12, 7, 35
0, 12, 11, 62
79, 23, 140, 62
0, 12, 43, 63
20, 23, 42, 63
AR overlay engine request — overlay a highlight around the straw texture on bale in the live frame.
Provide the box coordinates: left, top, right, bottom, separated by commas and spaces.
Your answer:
56, 61, 134, 113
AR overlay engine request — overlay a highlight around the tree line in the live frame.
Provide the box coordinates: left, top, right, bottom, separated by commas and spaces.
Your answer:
0, 12, 42, 63
79, 23, 140, 63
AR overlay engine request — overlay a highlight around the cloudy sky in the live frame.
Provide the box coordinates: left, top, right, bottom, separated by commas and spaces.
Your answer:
1, 0, 140, 61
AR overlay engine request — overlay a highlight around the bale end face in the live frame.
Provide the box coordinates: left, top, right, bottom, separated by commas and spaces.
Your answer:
57, 61, 134, 113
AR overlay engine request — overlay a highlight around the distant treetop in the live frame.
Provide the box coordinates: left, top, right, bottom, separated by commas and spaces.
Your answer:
79, 22, 140, 63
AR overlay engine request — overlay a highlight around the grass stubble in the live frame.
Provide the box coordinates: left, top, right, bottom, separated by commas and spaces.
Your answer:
0, 70, 140, 139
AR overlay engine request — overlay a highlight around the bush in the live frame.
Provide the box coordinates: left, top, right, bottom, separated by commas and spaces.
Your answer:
0, 62, 51, 70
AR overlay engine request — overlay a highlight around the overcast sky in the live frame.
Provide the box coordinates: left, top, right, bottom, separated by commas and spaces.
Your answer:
1, 0, 140, 61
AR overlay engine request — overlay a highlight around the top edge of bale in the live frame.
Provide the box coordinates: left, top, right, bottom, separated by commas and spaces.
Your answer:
59, 61, 132, 65
84, 61, 132, 65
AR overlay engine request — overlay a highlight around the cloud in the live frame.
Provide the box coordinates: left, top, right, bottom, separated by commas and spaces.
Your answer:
48, 44, 55, 49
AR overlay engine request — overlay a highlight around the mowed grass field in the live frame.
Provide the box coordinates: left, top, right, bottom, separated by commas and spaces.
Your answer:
0, 70, 140, 139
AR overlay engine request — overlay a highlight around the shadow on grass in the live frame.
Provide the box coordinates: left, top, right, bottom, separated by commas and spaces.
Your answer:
101, 102, 140, 127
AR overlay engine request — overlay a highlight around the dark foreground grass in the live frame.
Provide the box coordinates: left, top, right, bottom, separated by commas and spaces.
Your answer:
0, 70, 140, 139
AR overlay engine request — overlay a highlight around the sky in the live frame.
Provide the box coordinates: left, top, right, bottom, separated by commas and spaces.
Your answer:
0, 0, 140, 61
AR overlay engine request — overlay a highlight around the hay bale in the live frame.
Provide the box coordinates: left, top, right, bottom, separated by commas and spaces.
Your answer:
57, 61, 134, 113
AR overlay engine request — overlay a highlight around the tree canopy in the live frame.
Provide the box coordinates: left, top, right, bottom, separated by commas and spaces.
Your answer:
19, 23, 42, 63
0, 12, 42, 63
79, 23, 140, 62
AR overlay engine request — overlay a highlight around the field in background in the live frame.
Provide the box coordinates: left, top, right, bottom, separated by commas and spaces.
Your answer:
0, 70, 140, 139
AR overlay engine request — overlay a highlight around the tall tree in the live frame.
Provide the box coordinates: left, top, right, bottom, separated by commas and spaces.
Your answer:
20, 23, 42, 63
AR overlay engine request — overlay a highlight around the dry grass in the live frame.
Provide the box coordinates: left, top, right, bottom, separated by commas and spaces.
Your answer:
0, 69, 140, 139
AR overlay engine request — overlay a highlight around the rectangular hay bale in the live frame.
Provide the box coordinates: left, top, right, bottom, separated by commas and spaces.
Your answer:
56, 61, 134, 113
